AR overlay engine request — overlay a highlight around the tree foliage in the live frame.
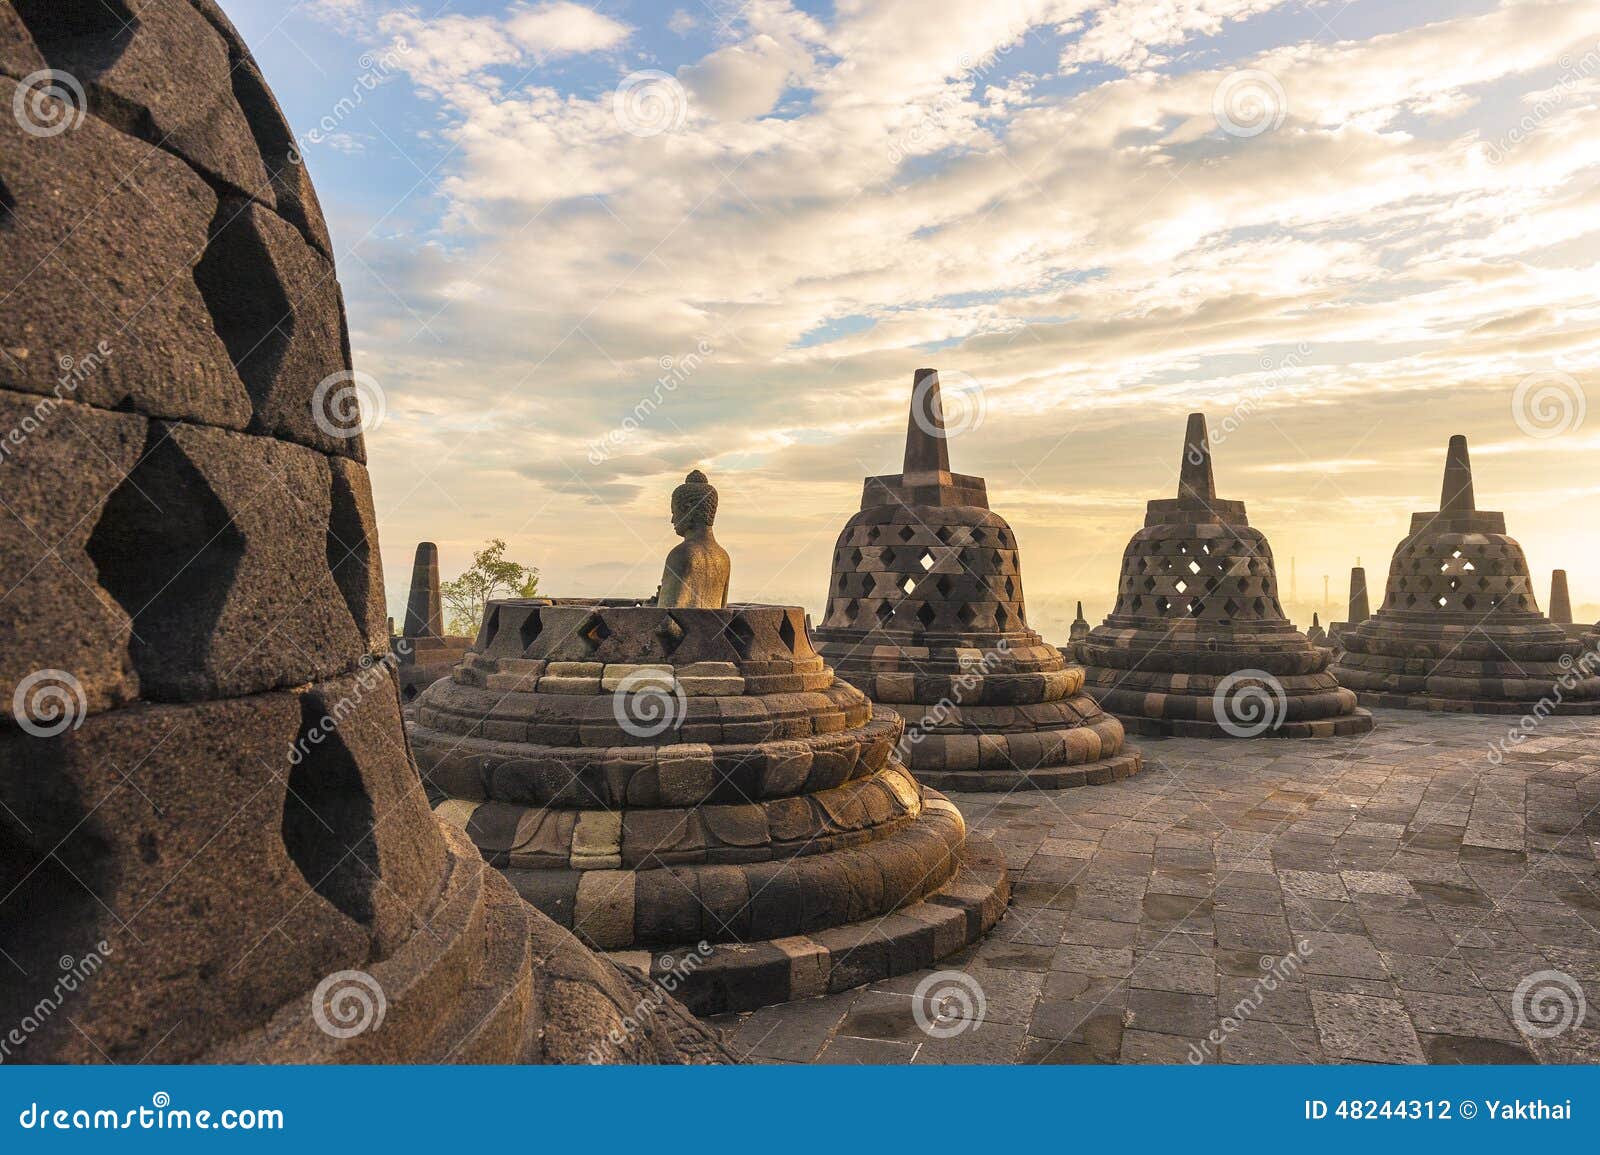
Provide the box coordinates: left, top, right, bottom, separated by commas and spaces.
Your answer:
439, 538, 540, 638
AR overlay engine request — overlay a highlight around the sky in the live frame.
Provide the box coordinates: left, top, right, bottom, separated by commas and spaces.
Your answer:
224, 0, 1600, 639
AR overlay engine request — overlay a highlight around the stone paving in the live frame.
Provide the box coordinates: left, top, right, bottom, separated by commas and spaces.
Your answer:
708, 708, 1600, 1064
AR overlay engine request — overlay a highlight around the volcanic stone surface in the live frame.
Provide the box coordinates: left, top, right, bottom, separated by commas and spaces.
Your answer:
0, 2, 726, 1066
1079, 414, 1373, 739
1331, 436, 1600, 715
413, 598, 1011, 1013
392, 542, 472, 706
812, 369, 1142, 792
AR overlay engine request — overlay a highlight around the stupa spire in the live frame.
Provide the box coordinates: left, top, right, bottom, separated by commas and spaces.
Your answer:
1550, 569, 1573, 624
1440, 434, 1475, 514
404, 541, 444, 639
904, 367, 952, 474
1179, 412, 1215, 503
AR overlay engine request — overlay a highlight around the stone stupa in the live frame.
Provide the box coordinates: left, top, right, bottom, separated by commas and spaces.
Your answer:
1079, 414, 1373, 738
392, 542, 473, 704
413, 470, 1009, 1014
1327, 565, 1371, 650
1331, 437, 1600, 713
0, 1, 724, 1065
1549, 570, 1586, 640
811, 370, 1141, 791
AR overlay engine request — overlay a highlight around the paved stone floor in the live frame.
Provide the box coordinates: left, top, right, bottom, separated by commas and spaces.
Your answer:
708, 709, 1600, 1064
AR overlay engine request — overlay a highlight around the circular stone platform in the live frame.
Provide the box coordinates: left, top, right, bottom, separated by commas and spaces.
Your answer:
413, 599, 1009, 1014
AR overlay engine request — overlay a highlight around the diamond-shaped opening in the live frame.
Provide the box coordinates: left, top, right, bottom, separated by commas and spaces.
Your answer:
1489, 596, 1502, 608
901, 576, 917, 595
1405, 593, 1418, 607
880, 547, 896, 565
936, 526, 953, 544
936, 574, 954, 598
1462, 561, 1476, 572
326, 467, 375, 640
1461, 593, 1477, 610
778, 613, 797, 652
957, 603, 977, 628
1154, 596, 1171, 615
837, 572, 849, 592
519, 608, 543, 653
654, 613, 686, 655
481, 605, 502, 649
876, 601, 896, 625
898, 524, 916, 542
1188, 560, 1201, 575
842, 598, 860, 623
85, 432, 244, 698
1253, 598, 1266, 615
1189, 597, 1205, 616
849, 548, 863, 567
1223, 597, 1240, 616
1201, 543, 1212, 555
723, 614, 756, 658
579, 612, 611, 651
1130, 595, 1143, 612
1003, 576, 1015, 598
1175, 579, 1189, 594
916, 602, 937, 629
919, 549, 935, 571
1143, 576, 1158, 593
282, 692, 377, 926
996, 603, 1010, 630
1436, 596, 1448, 607
1451, 549, 1463, 559
866, 526, 881, 542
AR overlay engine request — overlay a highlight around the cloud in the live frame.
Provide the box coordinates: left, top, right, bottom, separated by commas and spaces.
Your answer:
680, 34, 807, 121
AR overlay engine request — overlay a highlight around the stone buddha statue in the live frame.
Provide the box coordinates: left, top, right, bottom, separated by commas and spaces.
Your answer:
657, 469, 730, 609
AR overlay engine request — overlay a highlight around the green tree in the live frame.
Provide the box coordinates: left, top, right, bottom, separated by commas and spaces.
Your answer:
439, 538, 540, 638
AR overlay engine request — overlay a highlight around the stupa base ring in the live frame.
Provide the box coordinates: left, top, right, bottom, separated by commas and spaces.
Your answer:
1116, 708, 1375, 739
607, 832, 1010, 1015
1351, 691, 1600, 716
912, 748, 1143, 791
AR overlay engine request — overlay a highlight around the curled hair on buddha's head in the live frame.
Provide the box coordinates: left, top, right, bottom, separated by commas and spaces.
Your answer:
671, 469, 718, 534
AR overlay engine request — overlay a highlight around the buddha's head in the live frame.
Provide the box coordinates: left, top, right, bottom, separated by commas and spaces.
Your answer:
670, 469, 718, 537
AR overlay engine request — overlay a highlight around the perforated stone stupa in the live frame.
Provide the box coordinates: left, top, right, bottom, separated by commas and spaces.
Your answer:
811, 370, 1141, 791
1331, 437, 1600, 714
413, 472, 1008, 1013
0, 1, 725, 1065
1079, 414, 1373, 738
392, 542, 472, 705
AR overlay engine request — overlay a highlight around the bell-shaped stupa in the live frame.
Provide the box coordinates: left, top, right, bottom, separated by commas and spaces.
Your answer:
1331, 437, 1600, 713
413, 471, 1008, 1014
1079, 414, 1373, 738
811, 370, 1141, 791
